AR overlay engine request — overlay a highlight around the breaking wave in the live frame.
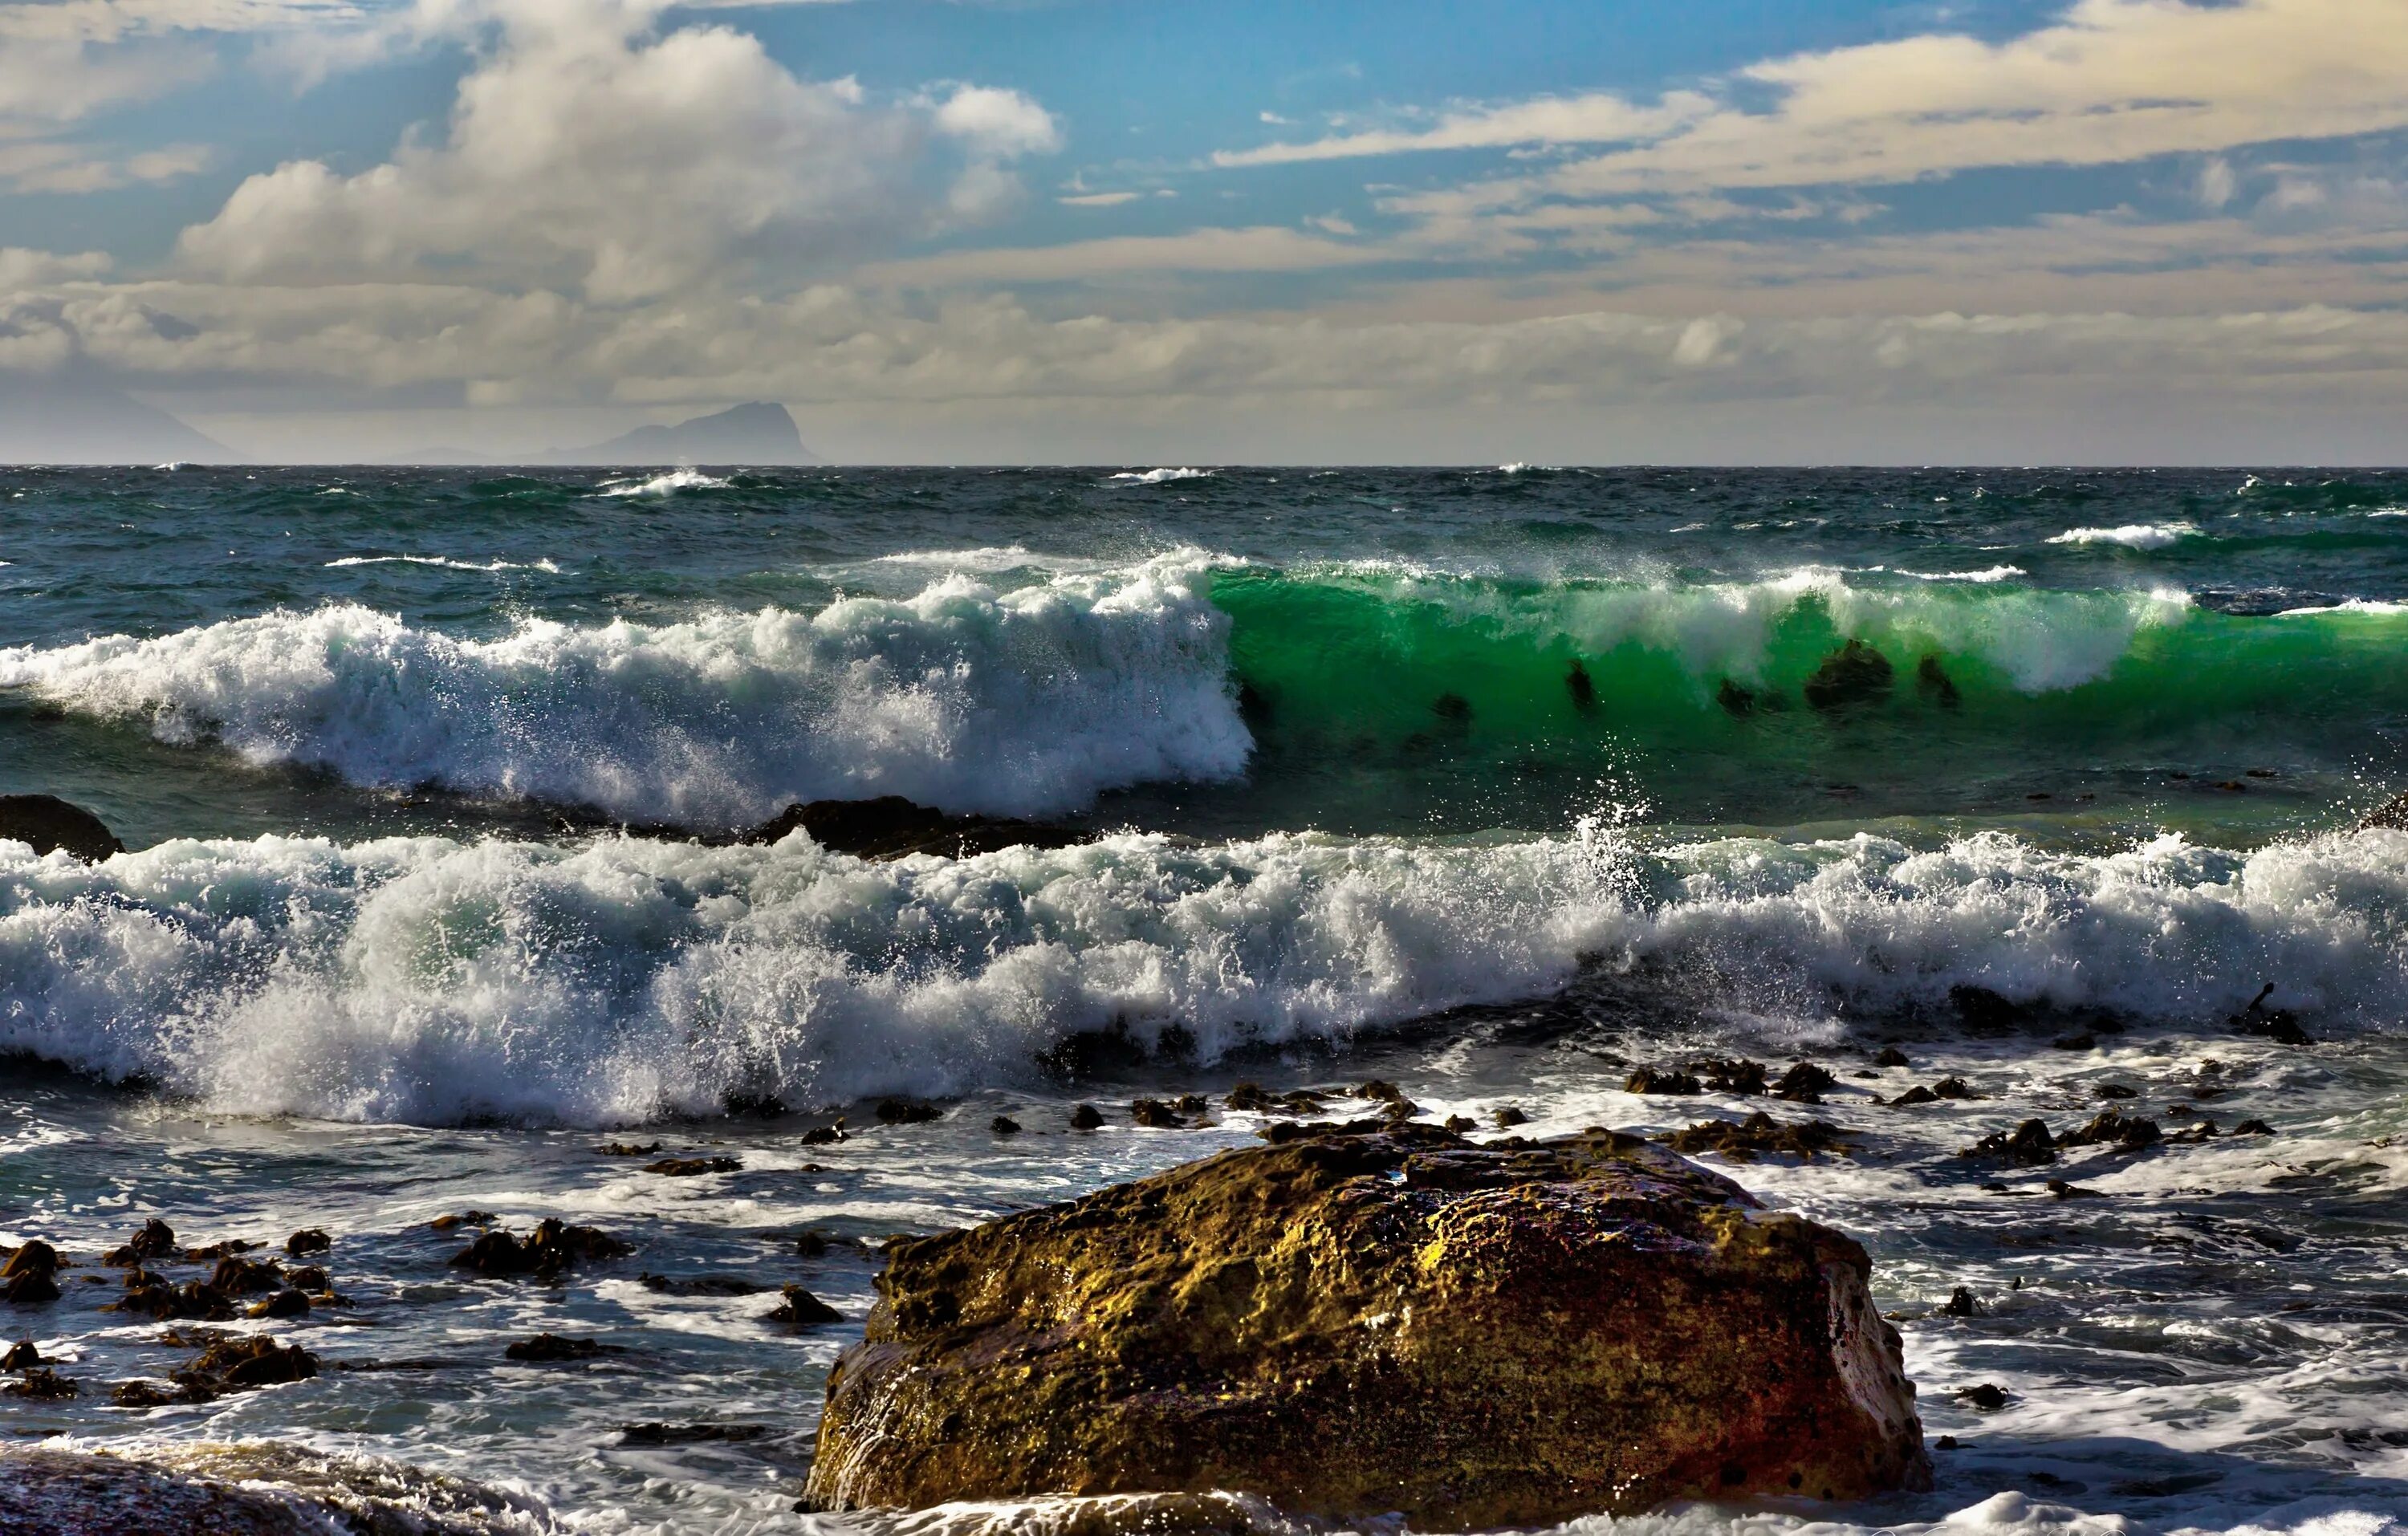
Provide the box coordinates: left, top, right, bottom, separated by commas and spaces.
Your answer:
0, 553, 1246, 825
1, 823, 2401, 1126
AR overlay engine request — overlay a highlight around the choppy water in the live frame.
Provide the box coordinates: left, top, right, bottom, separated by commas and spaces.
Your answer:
2, 465, 2405, 1536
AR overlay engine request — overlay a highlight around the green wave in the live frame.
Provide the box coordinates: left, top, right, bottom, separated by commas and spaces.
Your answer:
1213, 567, 2408, 758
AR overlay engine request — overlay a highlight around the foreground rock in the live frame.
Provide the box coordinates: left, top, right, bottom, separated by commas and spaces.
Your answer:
805, 1123, 1929, 1528
0, 794, 124, 862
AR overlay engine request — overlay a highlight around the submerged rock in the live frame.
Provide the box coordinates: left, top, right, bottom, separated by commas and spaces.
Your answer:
1658, 1111, 1853, 1162
805, 1123, 1928, 1527
1803, 640, 1894, 710
0, 794, 126, 862
741, 796, 1084, 861
0, 1443, 546, 1535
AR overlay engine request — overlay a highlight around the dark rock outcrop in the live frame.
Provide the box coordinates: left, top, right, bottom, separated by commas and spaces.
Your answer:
742, 796, 1084, 861
804, 1124, 1928, 1528
0, 794, 124, 862
449, 1218, 631, 1280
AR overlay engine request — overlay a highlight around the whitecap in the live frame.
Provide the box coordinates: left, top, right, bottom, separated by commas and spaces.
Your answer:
2046, 522, 2199, 550
1105, 468, 1212, 486
325, 555, 562, 573
600, 469, 732, 498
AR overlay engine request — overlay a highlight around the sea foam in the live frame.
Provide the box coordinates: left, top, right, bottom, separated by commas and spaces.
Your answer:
2, 823, 2401, 1127
0, 552, 1247, 825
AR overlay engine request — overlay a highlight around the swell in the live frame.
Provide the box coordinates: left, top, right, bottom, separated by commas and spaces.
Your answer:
2, 823, 2400, 1126
6, 559, 2405, 825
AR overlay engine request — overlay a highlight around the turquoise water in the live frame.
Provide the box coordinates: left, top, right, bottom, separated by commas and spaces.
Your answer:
1, 465, 2404, 1535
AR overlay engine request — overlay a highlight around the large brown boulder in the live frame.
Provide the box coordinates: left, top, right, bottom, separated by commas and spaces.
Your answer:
805, 1124, 1930, 1528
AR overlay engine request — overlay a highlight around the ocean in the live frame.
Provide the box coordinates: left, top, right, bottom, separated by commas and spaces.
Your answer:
2, 463, 2404, 1534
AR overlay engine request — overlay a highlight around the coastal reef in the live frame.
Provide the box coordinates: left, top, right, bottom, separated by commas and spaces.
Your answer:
805, 1122, 1929, 1528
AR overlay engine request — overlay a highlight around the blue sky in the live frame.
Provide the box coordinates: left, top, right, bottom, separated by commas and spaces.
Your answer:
4, 0, 2407, 461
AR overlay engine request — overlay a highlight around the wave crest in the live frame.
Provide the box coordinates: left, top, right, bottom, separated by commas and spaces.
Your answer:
0, 552, 1247, 824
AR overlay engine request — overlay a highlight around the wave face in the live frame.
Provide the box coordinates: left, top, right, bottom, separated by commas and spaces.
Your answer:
4, 823, 2402, 1126
12, 558, 2408, 832
0, 554, 1246, 825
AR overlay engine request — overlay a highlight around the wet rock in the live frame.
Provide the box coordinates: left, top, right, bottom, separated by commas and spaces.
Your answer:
1890, 1086, 1939, 1107
284, 1266, 334, 1295
1173, 1094, 1208, 1114
805, 1124, 1930, 1526
101, 1219, 177, 1266
1129, 1099, 1186, 1129
209, 1256, 287, 1295
504, 1334, 618, 1363
802, 1119, 849, 1146
1874, 1047, 1910, 1068
1354, 1080, 1409, 1105
2357, 790, 2408, 831
741, 796, 1083, 861
1565, 660, 1598, 713
1716, 678, 1757, 717
1226, 1083, 1330, 1115
2, 1240, 61, 1304
1069, 1104, 1105, 1132
1442, 1115, 1478, 1132
2093, 1083, 2138, 1100
172, 1335, 318, 1396
0, 794, 126, 862
795, 1232, 833, 1258
771, 1285, 844, 1327
1691, 1058, 1767, 1095
2230, 984, 2311, 1046
640, 1272, 775, 1297
2052, 1033, 2097, 1051
1491, 1105, 1530, 1128
179, 1238, 259, 1263
428, 1211, 494, 1232
1963, 1120, 2058, 1167
2, 1340, 40, 1370
1430, 693, 1474, 729
990, 1115, 1023, 1136
1932, 1077, 1976, 1099
1940, 1287, 1981, 1318
283, 1229, 331, 1258
1775, 1063, 1837, 1103
247, 1290, 311, 1320
1658, 1111, 1853, 1162
1916, 656, 1961, 709
2059, 1110, 2161, 1152
5, 1367, 75, 1399
449, 1218, 632, 1280
2044, 1180, 2102, 1200
1625, 1066, 1703, 1095
644, 1156, 743, 1176
1957, 1384, 2011, 1412
878, 1099, 945, 1125
111, 1379, 202, 1408
620, 1423, 770, 1445
2231, 1118, 2276, 1136
1804, 640, 1894, 710
597, 1141, 665, 1156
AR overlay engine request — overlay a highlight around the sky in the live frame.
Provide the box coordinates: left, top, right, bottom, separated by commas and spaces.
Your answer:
4, 0, 2408, 462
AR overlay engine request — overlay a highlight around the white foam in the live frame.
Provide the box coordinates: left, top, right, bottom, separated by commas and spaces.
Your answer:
2046, 522, 2199, 550
1895, 565, 2028, 584
3, 823, 2403, 1128
600, 469, 731, 498
1106, 468, 1212, 486
326, 555, 562, 573
0, 551, 1248, 825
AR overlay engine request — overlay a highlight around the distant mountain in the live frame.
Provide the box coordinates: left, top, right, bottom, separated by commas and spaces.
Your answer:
540, 402, 817, 465
0, 373, 235, 465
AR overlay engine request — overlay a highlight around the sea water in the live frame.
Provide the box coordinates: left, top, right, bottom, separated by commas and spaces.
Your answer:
0, 465, 2403, 1534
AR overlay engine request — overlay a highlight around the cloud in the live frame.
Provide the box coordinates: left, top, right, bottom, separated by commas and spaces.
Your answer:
1214, 90, 1713, 168
1220, 0, 2408, 197
173, 0, 1060, 302
861, 226, 1374, 286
